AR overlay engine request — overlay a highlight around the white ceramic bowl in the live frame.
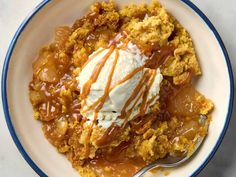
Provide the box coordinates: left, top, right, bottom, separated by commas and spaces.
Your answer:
2, 0, 234, 177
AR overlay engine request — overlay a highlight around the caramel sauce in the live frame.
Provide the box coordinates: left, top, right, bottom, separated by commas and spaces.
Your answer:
178, 69, 195, 85
87, 141, 146, 177
81, 48, 106, 70
146, 94, 159, 108
87, 156, 145, 177
109, 31, 128, 47
145, 43, 175, 69
131, 113, 157, 134
81, 49, 119, 113
128, 85, 147, 116
139, 70, 156, 116
96, 49, 119, 111
81, 45, 115, 101
109, 66, 144, 91
121, 70, 149, 117
96, 124, 122, 147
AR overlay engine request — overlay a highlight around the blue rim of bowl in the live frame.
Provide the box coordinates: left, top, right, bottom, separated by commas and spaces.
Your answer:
1, 0, 234, 177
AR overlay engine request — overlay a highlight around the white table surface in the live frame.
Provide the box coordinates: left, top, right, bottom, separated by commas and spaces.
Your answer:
0, 0, 235, 177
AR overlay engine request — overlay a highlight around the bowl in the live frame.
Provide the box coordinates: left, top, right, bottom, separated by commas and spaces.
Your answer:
1, 0, 234, 176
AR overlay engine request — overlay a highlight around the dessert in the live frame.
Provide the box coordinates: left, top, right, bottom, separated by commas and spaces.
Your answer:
29, 1, 214, 177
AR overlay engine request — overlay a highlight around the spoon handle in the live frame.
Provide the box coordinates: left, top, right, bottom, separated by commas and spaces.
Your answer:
133, 160, 186, 177
133, 163, 161, 177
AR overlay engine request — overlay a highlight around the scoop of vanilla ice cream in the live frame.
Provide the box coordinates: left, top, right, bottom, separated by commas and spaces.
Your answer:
77, 42, 163, 128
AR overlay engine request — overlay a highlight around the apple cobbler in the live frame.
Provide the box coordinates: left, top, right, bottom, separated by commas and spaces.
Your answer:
29, 1, 213, 177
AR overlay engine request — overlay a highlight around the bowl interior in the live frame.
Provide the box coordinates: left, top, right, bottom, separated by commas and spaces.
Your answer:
5, 0, 232, 176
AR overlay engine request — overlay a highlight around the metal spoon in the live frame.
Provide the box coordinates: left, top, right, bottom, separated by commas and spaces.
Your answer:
133, 115, 208, 177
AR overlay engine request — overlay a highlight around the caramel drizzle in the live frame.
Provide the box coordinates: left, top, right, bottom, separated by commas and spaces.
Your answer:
121, 71, 148, 119
96, 49, 119, 111
81, 49, 120, 112
83, 46, 118, 157
144, 43, 175, 69
109, 31, 127, 47
121, 86, 145, 128
95, 123, 121, 147
81, 46, 115, 108
139, 70, 157, 116
81, 48, 106, 70
117, 41, 129, 50
109, 67, 144, 91
146, 94, 159, 108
